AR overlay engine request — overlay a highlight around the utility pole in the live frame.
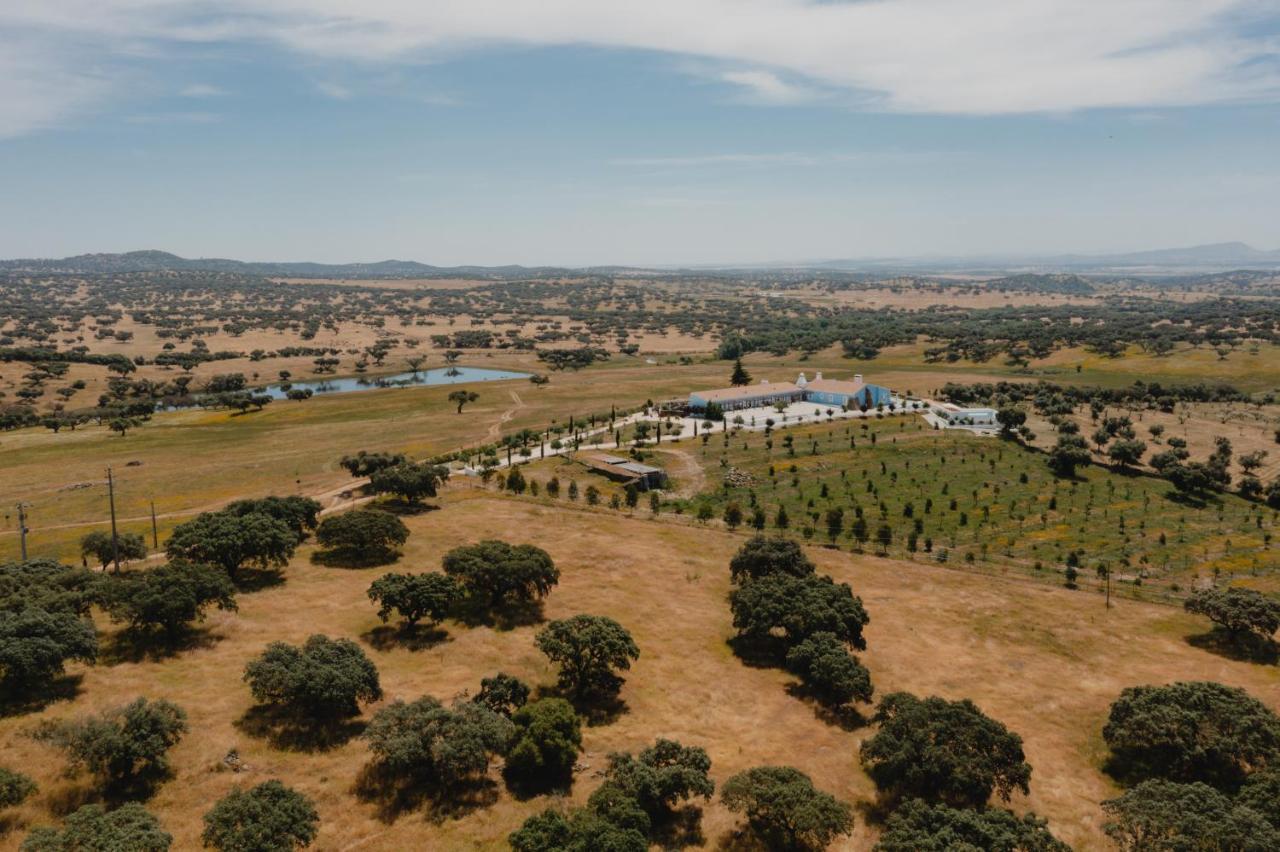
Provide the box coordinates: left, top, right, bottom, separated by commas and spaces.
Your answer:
15, 503, 30, 561
150, 499, 159, 550
107, 467, 121, 573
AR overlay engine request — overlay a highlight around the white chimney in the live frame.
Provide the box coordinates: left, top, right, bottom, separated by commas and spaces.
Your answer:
854, 374, 863, 385
796, 372, 808, 388
814, 371, 823, 381
761, 378, 769, 384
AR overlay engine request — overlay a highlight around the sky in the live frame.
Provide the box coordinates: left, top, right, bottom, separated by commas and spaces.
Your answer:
1, 0, 1278, 266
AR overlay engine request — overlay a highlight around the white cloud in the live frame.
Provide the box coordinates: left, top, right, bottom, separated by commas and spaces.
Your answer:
718, 69, 818, 104
315, 80, 352, 100
0, 35, 111, 139
179, 83, 226, 97
2, 0, 1278, 137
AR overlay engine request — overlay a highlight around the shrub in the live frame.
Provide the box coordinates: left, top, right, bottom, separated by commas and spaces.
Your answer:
0, 767, 36, 809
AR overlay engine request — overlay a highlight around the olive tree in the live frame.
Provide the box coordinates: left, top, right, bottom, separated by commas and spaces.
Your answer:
243, 635, 382, 720
201, 780, 319, 852
721, 766, 853, 851
366, 572, 458, 629
535, 615, 639, 703
859, 692, 1032, 808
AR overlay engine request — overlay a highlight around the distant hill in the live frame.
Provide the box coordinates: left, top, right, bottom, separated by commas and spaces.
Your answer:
0, 250, 581, 280
3, 242, 1279, 279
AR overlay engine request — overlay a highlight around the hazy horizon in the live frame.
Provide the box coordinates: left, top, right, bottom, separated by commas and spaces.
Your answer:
3, 1, 1279, 265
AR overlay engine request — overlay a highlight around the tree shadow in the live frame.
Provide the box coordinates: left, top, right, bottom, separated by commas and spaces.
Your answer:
725, 635, 787, 669
377, 501, 441, 517
234, 704, 365, 753
233, 567, 286, 592
651, 805, 707, 850
1164, 490, 1216, 510
453, 597, 547, 631
502, 765, 574, 802
352, 763, 499, 823
0, 674, 83, 718
782, 684, 870, 731
361, 624, 451, 653
100, 626, 223, 665
311, 548, 402, 569
532, 684, 629, 727
1186, 628, 1278, 665
715, 826, 771, 851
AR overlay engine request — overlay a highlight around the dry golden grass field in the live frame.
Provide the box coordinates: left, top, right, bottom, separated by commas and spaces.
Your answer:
3, 491, 1279, 850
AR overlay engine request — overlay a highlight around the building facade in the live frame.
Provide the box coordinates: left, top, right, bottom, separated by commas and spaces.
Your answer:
689, 372, 892, 412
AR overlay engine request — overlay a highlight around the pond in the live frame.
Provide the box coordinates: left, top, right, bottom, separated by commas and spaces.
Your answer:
262, 366, 531, 400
